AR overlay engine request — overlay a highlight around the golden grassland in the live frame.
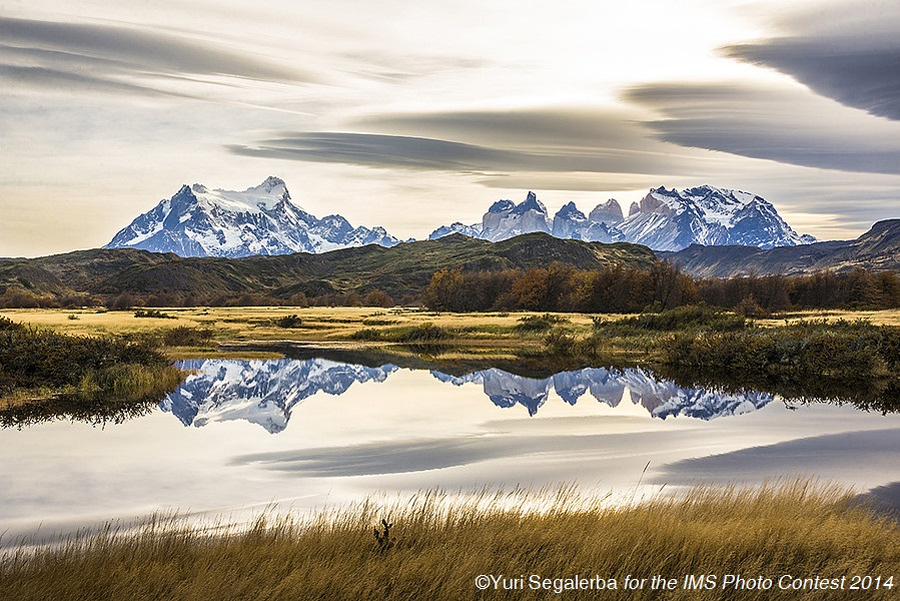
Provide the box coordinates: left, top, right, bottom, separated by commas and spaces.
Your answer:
4, 306, 900, 353
1, 481, 897, 600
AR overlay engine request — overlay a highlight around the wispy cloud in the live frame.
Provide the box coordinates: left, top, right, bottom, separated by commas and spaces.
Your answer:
0, 16, 318, 98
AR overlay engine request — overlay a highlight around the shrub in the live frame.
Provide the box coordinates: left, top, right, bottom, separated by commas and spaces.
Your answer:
273, 314, 303, 329
364, 290, 394, 308
0, 320, 169, 396
134, 309, 176, 319
349, 323, 451, 343
598, 305, 747, 333
162, 326, 214, 347
514, 314, 570, 332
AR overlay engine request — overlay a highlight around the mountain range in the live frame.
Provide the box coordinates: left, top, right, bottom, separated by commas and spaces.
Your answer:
429, 185, 815, 251
663, 219, 900, 277
3, 219, 900, 301
107, 176, 403, 258
160, 358, 774, 433
105, 177, 813, 258
0, 233, 654, 300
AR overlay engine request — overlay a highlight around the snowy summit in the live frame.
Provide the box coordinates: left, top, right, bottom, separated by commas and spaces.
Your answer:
430, 185, 814, 251
106, 177, 401, 258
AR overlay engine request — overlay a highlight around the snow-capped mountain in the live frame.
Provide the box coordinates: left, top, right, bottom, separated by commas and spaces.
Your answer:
428, 222, 483, 240
552, 201, 624, 243
429, 186, 814, 251
481, 192, 552, 242
106, 176, 402, 258
617, 186, 811, 251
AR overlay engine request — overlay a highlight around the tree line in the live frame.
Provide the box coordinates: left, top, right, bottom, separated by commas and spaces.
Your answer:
423, 262, 900, 314
2, 261, 899, 313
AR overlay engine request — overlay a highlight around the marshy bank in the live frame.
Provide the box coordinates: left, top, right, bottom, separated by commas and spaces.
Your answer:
537, 306, 900, 414
0, 316, 185, 423
1, 481, 897, 600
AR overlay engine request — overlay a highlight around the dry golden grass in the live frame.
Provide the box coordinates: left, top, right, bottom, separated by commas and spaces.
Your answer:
5, 307, 900, 343
0, 306, 597, 348
2, 481, 897, 600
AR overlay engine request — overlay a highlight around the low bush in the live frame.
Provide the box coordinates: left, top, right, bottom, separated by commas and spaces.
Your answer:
272, 314, 303, 329
134, 309, 176, 319
162, 326, 214, 347
0, 318, 179, 402
350, 322, 452, 343
596, 305, 748, 333
663, 319, 900, 380
514, 314, 570, 332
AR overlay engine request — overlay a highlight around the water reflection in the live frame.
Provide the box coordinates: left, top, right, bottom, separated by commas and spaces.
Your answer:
162, 358, 773, 433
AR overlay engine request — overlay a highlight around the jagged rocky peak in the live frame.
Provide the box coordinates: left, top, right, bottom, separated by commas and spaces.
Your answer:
480, 191, 551, 241
517, 191, 547, 214
428, 222, 483, 240
588, 199, 624, 224
639, 187, 679, 214
551, 202, 588, 239
430, 185, 814, 251
488, 199, 516, 213
106, 177, 401, 258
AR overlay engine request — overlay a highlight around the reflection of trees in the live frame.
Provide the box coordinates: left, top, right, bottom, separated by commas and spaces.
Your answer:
0, 394, 158, 429
654, 365, 900, 416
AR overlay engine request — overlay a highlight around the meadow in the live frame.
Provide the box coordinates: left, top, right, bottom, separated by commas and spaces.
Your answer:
3, 305, 900, 351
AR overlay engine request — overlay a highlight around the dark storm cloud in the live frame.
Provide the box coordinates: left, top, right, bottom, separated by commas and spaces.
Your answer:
229, 108, 700, 175
723, 6, 900, 121
0, 16, 316, 96
625, 82, 900, 175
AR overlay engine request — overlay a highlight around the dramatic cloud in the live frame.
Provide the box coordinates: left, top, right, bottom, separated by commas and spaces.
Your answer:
4, 0, 900, 256
0, 16, 316, 97
228, 133, 520, 172
723, 4, 900, 121
626, 82, 900, 175
230, 108, 707, 176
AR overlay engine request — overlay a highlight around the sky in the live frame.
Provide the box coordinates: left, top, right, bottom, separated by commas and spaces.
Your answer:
1, 0, 899, 257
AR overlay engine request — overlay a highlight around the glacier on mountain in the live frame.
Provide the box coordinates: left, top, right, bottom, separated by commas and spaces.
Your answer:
430, 185, 814, 251
106, 176, 401, 258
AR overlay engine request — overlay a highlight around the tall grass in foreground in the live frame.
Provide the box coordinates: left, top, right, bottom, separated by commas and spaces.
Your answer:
2, 481, 897, 600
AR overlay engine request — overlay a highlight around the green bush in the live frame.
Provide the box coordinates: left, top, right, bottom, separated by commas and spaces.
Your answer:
663, 319, 900, 380
0, 320, 168, 395
349, 322, 451, 343
597, 305, 747, 333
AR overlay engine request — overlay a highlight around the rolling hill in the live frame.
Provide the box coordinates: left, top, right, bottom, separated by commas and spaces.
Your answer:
1, 233, 656, 301
664, 219, 900, 277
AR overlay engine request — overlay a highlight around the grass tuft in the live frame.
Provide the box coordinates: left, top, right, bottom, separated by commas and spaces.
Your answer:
0, 481, 896, 600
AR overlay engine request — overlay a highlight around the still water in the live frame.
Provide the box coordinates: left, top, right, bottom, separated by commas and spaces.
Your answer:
2, 356, 899, 540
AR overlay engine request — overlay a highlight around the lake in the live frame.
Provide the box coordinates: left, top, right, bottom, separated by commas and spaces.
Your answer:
2, 354, 899, 543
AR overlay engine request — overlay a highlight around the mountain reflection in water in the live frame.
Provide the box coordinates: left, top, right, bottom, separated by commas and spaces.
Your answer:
161, 358, 773, 433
